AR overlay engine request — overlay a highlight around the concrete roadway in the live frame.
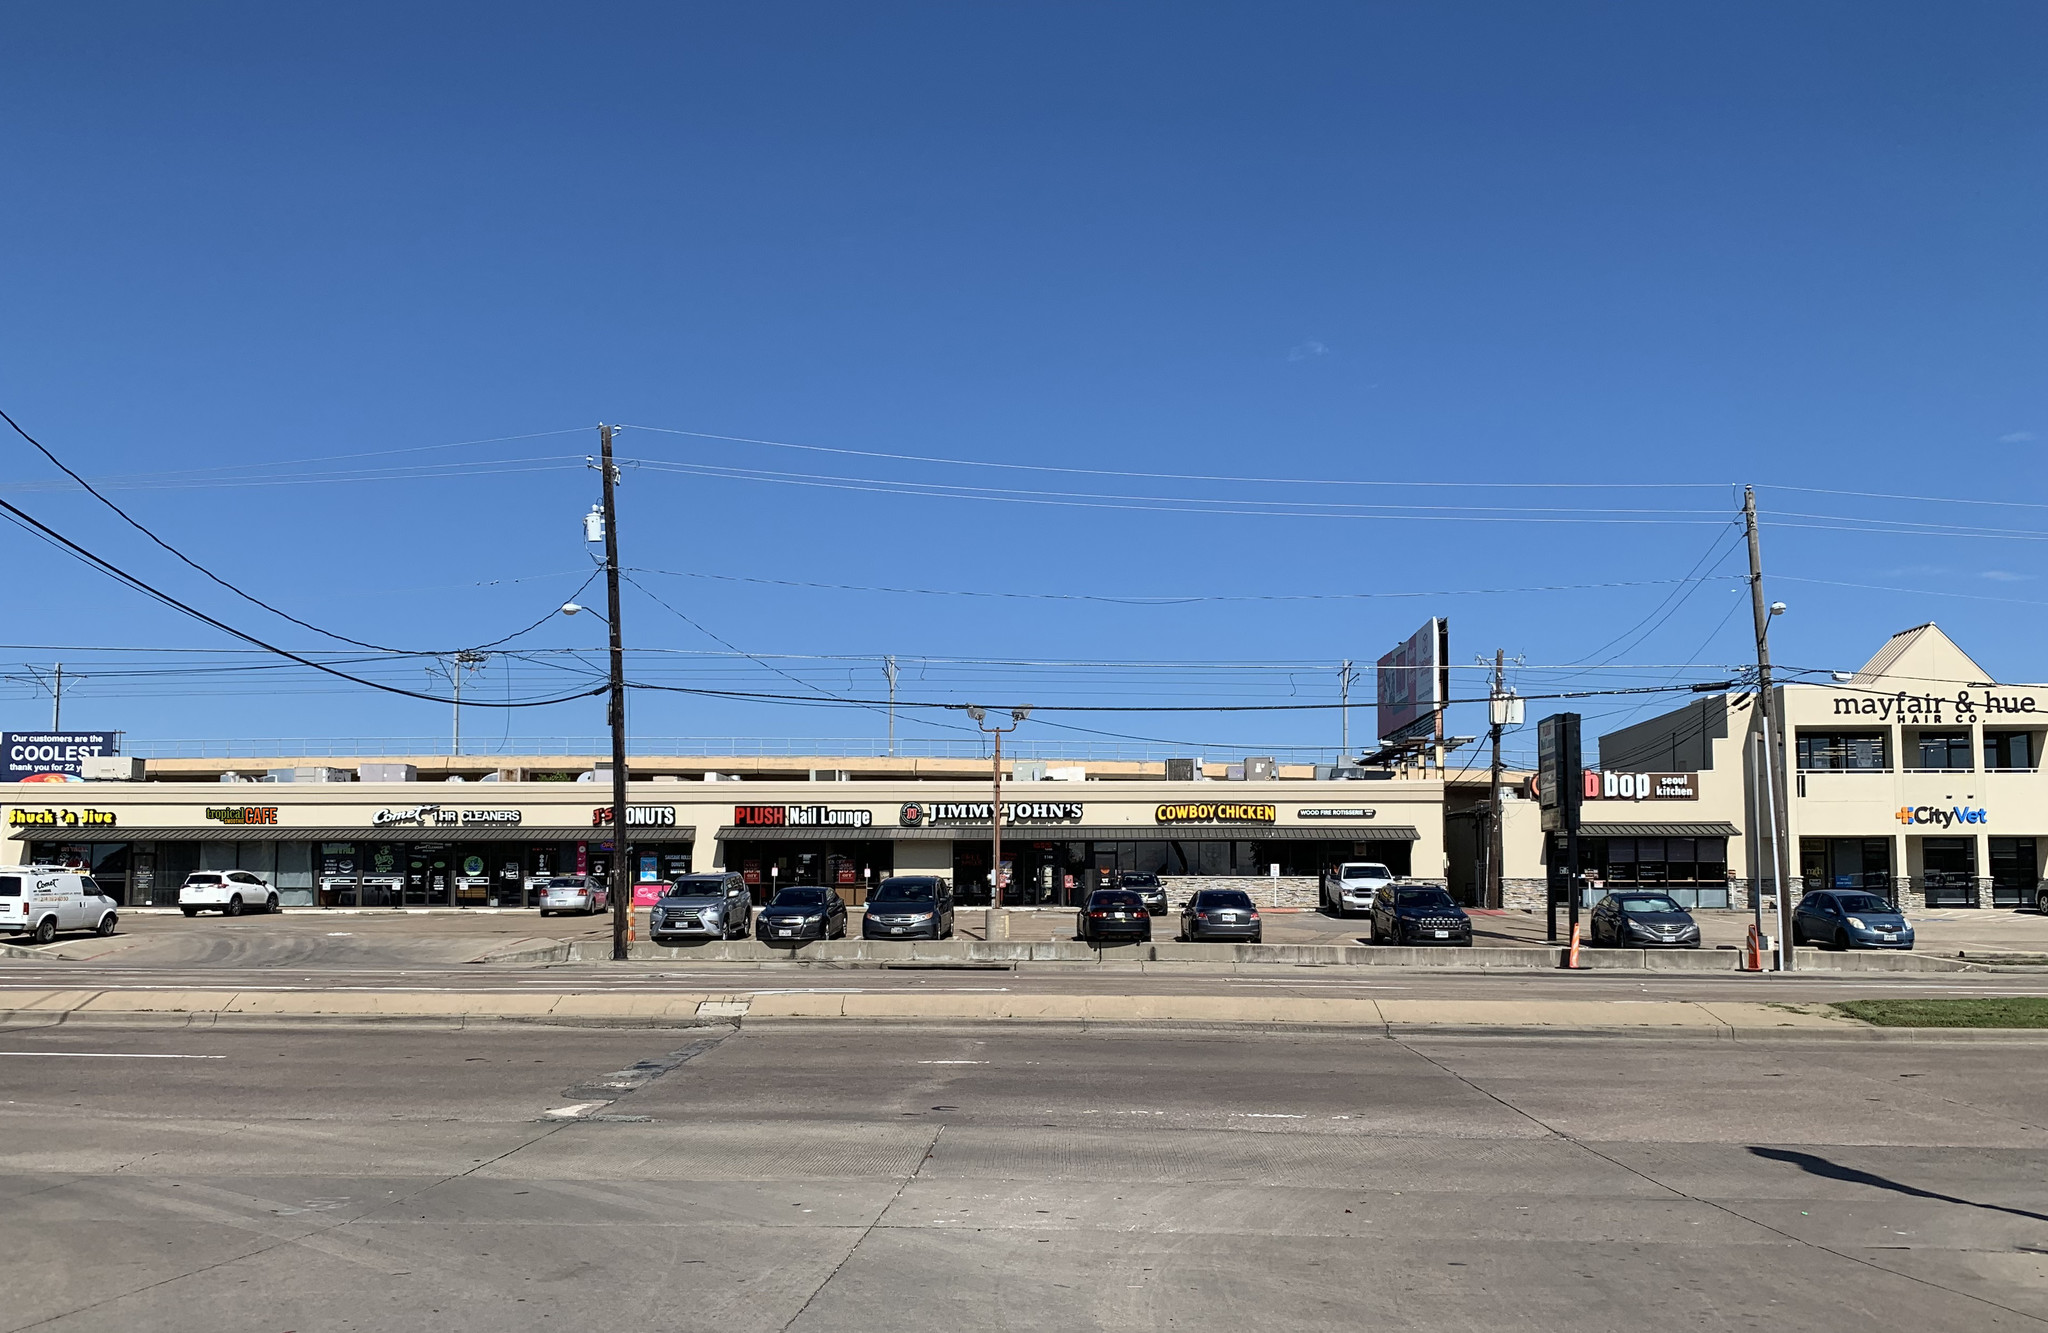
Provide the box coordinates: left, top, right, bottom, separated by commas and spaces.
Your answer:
2, 1019, 2045, 1331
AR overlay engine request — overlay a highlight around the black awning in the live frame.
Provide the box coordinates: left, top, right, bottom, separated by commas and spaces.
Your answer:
1578, 821, 1739, 839
716, 824, 1418, 843
10, 826, 696, 844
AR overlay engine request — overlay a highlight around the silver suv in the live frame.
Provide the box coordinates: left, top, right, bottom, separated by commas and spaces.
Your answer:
649, 873, 751, 941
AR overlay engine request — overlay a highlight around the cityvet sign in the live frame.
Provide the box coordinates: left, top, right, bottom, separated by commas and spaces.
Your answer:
900, 801, 1085, 827
1155, 802, 1278, 825
732, 804, 871, 829
1896, 804, 1989, 828
1831, 689, 2040, 723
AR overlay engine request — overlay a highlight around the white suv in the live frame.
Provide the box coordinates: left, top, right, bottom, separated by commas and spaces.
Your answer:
3, 867, 118, 944
179, 870, 279, 917
1322, 861, 1396, 918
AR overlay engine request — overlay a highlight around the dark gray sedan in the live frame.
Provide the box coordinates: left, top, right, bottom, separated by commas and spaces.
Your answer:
1178, 888, 1262, 943
756, 886, 848, 943
1589, 891, 1701, 949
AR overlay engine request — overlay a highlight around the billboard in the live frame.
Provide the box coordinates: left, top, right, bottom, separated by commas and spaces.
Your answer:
2, 731, 119, 783
1376, 618, 1449, 744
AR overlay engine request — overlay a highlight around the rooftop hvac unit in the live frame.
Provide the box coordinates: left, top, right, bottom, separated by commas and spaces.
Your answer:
268, 766, 352, 784
1164, 758, 1196, 782
1244, 756, 1277, 781
810, 769, 852, 782
1011, 760, 1047, 782
357, 763, 417, 783
82, 755, 144, 782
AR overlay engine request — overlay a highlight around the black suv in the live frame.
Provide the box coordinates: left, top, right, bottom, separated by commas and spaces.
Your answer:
1369, 885, 1472, 946
1077, 889, 1152, 944
755, 886, 848, 943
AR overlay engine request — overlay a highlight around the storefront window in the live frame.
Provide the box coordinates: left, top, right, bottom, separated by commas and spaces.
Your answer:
1919, 837, 1977, 907
1796, 731, 1889, 771
1911, 731, 1972, 771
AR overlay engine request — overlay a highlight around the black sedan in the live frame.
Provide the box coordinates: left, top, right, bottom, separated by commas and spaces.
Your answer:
1589, 891, 1702, 949
1368, 886, 1473, 946
1179, 888, 1261, 943
1077, 889, 1152, 944
755, 886, 848, 943
1793, 889, 1914, 950
1119, 872, 1169, 915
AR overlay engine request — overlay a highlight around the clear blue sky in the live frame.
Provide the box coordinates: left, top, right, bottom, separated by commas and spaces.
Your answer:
2, 3, 2043, 765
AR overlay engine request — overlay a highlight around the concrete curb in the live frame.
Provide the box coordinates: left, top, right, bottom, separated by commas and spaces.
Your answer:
492, 937, 1986, 973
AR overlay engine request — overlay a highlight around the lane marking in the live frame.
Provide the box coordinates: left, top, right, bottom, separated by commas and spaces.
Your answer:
0, 1051, 225, 1059
919, 1060, 988, 1064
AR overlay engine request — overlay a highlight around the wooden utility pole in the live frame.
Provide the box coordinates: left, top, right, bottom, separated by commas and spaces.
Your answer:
1743, 486, 1792, 971
600, 424, 631, 963
1487, 649, 1506, 910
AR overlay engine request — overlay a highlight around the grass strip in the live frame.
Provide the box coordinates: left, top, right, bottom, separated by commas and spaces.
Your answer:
1833, 997, 2048, 1028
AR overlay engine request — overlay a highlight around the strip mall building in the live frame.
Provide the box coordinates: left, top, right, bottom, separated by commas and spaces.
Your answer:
0, 769, 1448, 911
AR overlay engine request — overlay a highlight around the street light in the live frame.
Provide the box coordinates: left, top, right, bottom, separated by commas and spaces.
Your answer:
560, 602, 608, 621
969, 705, 1031, 941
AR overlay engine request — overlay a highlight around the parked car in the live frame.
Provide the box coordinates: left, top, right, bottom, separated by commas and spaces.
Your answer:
1077, 888, 1152, 944
179, 869, 279, 917
1589, 891, 1702, 948
1793, 889, 1915, 950
1322, 861, 1396, 917
1369, 885, 1472, 946
1119, 872, 1168, 915
1179, 887, 1261, 943
3, 867, 118, 944
862, 876, 955, 940
649, 873, 752, 941
756, 886, 848, 943
537, 875, 609, 917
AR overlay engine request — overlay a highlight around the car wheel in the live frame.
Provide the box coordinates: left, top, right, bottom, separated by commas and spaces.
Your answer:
538, 909, 550, 918
181, 907, 198, 918
1250, 932, 1262, 945
266, 894, 279, 914
1368, 916, 1380, 944
32, 916, 57, 945
96, 912, 118, 937
225, 895, 243, 917
2038, 889, 2048, 915
1834, 928, 1851, 951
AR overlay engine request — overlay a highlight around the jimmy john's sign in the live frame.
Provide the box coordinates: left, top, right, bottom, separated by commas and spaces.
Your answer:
898, 802, 1084, 826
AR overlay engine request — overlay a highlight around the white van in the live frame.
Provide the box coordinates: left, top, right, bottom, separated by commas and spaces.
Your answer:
2, 867, 118, 945
178, 870, 279, 917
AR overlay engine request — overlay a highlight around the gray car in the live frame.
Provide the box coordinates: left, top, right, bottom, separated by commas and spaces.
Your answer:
649, 873, 752, 941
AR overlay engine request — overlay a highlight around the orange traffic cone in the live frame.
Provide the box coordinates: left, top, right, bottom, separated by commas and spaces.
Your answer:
1745, 922, 1763, 972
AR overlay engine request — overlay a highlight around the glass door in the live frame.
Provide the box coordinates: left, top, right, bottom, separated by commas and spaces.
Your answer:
1989, 838, 2037, 909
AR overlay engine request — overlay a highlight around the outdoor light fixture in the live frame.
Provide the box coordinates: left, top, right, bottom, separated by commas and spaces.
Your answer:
1769, 601, 1786, 615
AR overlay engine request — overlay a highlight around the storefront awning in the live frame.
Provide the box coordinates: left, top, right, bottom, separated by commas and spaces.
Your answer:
9, 826, 696, 844
716, 824, 1417, 843
1578, 821, 1739, 839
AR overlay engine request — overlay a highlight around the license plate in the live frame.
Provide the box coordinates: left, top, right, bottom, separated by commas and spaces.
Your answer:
1882, 933, 1898, 941
1434, 930, 1450, 939
777, 928, 795, 937
890, 926, 905, 934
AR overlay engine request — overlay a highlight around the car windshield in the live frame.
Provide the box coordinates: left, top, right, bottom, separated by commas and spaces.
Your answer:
1833, 893, 1894, 914
661, 880, 723, 899
1089, 891, 1144, 909
1340, 864, 1391, 879
1618, 895, 1684, 914
1395, 888, 1458, 909
872, 880, 936, 904
772, 888, 828, 907
1120, 874, 1160, 887
1195, 890, 1255, 910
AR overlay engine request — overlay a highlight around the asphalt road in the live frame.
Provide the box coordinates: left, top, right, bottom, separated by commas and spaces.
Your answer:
2, 1020, 2044, 1331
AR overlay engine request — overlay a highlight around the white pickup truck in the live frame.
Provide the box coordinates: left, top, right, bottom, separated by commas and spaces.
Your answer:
1320, 861, 1396, 918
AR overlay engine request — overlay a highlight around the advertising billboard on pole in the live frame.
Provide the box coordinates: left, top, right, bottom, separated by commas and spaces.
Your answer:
1375, 618, 1449, 744
2, 732, 120, 783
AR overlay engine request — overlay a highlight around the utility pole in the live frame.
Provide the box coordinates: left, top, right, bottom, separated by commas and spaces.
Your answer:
430, 651, 488, 756
1486, 649, 1506, 911
1743, 486, 1792, 972
1339, 660, 1353, 756
885, 655, 898, 757
969, 706, 1030, 941
50, 663, 62, 730
600, 424, 631, 963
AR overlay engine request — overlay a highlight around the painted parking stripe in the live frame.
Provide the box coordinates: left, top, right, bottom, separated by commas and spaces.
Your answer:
0, 1052, 226, 1059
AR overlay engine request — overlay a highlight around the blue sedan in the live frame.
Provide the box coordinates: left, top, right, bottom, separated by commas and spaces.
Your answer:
1792, 889, 1914, 950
